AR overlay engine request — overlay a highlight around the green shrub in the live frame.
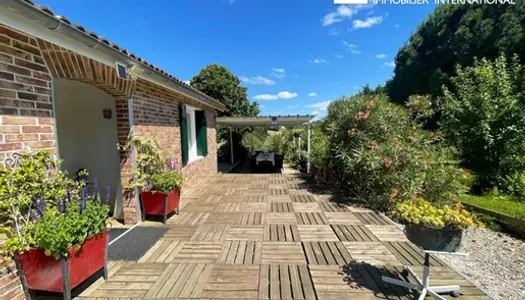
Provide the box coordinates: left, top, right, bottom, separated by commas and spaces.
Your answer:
442, 55, 525, 199
150, 170, 184, 193
324, 94, 466, 212
241, 131, 265, 152
264, 133, 285, 154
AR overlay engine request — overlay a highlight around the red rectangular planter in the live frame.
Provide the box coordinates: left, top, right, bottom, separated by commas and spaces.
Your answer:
17, 229, 108, 293
141, 188, 181, 217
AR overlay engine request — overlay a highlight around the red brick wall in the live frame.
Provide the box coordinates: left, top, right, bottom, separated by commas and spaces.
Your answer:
0, 23, 219, 299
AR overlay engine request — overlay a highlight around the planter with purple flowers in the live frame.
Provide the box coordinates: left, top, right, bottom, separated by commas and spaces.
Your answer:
118, 137, 185, 224
0, 151, 111, 300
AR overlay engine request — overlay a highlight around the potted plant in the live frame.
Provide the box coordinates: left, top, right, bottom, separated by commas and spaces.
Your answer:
0, 151, 110, 300
392, 198, 480, 252
118, 137, 184, 223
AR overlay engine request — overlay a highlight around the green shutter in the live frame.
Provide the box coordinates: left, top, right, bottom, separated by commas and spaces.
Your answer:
196, 111, 208, 156
180, 104, 189, 166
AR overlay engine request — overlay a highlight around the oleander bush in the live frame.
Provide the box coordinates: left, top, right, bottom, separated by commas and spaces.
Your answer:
324, 94, 467, 211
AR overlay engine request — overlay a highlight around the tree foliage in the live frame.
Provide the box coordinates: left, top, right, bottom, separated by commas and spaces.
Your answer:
190, 64, 259, 117
387, 3, 525, 106
442, 55, 525, 198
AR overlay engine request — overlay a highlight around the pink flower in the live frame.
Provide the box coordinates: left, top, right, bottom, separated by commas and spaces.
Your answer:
347, 128, 357, 136
411, 195, 418, 201
409, 136, 416, 142
390, 189, 399, 199
381, 158, 392, 169
371, 141, 378, 150
366, 101, 376, 110
354, 111, 370, 120
406, 101, 414, 107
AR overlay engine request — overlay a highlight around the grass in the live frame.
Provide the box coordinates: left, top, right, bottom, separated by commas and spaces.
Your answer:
460, 194, 525, 221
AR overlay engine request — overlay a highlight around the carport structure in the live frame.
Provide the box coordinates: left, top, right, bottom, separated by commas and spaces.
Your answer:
217, 115, 315, 173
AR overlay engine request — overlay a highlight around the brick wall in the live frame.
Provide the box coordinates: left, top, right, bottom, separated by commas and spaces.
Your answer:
0, 23, 219, 298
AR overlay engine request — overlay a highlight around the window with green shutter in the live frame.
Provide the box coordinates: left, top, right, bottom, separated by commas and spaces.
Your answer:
195, 110, 208, 156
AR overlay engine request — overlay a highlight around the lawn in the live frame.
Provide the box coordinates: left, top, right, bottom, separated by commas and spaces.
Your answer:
460, 194, 525, 221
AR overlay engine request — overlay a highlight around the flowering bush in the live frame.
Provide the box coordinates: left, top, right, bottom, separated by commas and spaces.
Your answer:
118, 137, 184, 193
324, 94, 466, 211
392, 198, 481, 229
0, 151, 110, 259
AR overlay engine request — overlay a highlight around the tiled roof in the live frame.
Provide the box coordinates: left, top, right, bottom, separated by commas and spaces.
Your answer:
16, 0, 225, 110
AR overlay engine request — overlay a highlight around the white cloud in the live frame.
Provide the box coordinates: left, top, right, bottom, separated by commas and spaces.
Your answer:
305, 100, 332, 111
253, 91, 298, 101
270, 68, 286, 79
352, 16, 383, 29
335, 54, 343, 59
311, 110, 320, 116
322, 5, 370, 27
394, 24, 400, 28
329, 28, 342, 36
309, 58, 329, 64
308, 92, 317, 97
376, 54, 386, 59
383, 61, 395, 68
342, 41, 362, 54
240, 76, 276, 85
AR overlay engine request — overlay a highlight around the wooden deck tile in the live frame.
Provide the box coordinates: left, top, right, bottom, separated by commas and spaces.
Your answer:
264, 224, 301, 242
290, 194, 315, 202
318, 202, 351, 212
266, 212, 297, 224
237, 212, 264, 225
270, 202, 294, 212
261, 242, 307, 264
166, 241, 223, 263
331, 225, 379, 242
244, 195, 267, 202
292, 202, 322, 212
168, 212, 209, 225
309, 265, 378, 300
219, 195, 245, 202
145, 263, 214, 298
382, 241, 445, 266
215, 202, 240, 212
246, 189, 269, 196
303, 241, 352, 265
269, 189, 289, 196
343, 242, 400, 265
205, 212, 239, 224
183, 202, 218, 212
268, 195, 292, 202
250, 183, 269, 189
162, 225, 199, 240
323, 212, 361, 225
218, 241, 262, 264
354, 212, 391, 225
258, 264, 316, 300
366, 225, 408, 242
297, 225, 339, 241
239, 202, 268, 212
201, 264, 260, 299
295, 213, 328, 225
227, 225, 264, 241
138, 240, 185, 263
190, 224, 231, 241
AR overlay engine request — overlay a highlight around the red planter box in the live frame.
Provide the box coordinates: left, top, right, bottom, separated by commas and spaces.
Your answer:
17, 229, 107, 292
141, 188, 181, 216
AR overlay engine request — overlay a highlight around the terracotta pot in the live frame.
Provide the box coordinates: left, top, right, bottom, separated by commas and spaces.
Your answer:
17, 229, 107, 292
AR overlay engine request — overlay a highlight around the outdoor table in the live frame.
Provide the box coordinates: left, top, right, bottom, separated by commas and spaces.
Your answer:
256, 152, 275, 166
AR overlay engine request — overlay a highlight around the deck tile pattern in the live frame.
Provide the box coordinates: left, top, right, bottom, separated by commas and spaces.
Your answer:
82, 172, 488, 300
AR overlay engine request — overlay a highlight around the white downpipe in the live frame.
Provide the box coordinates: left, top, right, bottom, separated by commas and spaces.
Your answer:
230, 127, 234, 165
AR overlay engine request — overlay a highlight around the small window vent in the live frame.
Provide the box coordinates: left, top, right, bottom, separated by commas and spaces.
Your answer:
115, 62, 127, 79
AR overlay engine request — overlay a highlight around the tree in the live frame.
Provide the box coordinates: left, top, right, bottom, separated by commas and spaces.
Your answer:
190, 64, 259, 117
387, 3, 525, 107
442, 55, 525, 197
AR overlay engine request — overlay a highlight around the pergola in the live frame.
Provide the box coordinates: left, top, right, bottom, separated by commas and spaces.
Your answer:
217, 115, 315, 173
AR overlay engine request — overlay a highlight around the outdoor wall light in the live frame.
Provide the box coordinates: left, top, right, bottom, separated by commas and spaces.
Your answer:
129, 65, 145, 76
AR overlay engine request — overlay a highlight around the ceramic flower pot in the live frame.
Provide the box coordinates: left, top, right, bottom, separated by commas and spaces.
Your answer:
404, 223, 462, 252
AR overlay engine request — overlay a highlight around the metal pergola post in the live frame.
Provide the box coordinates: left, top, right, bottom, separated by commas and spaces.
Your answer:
307, 121, 311, 174
229, 127, 234, 165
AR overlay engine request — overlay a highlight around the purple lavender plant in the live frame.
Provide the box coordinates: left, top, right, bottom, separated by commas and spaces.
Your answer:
29, 208, 37, 221
93, 178, 99, 202
57, 196, 67, 213
104, 186, 111, 204
33, 196, 45, 216
167, 157, 178, 170
79, 185, 88, 213
66, 186, 72, 202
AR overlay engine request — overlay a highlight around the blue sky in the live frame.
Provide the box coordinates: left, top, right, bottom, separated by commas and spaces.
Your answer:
38, 0, 435, 118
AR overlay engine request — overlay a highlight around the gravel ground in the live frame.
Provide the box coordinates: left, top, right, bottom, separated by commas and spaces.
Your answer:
436, 227, 525, 300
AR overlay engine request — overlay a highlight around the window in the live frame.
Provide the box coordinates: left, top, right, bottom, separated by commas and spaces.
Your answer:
181, 105, 208, 166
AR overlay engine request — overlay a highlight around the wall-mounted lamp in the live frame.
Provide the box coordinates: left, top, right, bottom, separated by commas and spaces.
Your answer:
129, 65, 145, 76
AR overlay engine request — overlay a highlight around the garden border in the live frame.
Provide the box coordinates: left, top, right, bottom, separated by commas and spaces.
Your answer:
461, 202, 525, 238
